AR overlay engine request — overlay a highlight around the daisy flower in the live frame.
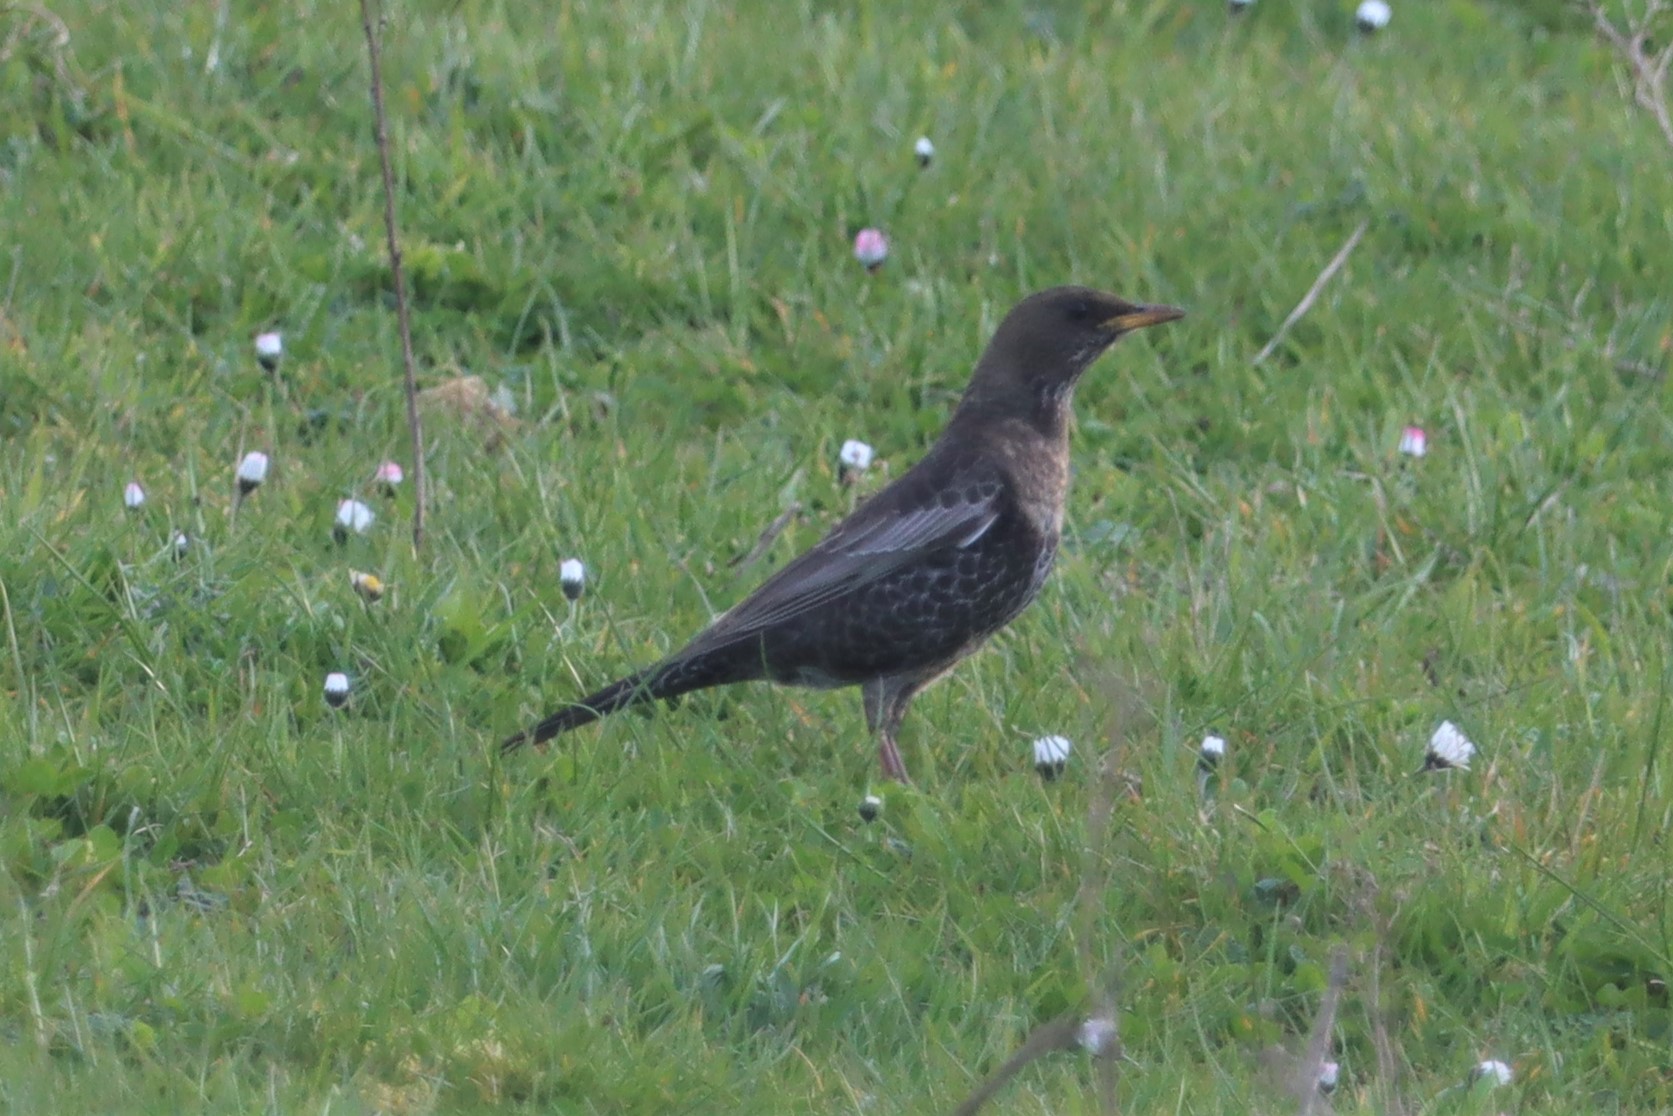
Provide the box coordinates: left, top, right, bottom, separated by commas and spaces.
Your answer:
1423, 720, 1475, 771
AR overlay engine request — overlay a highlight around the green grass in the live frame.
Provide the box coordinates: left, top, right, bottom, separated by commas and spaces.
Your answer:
3, 0, 1672, 1111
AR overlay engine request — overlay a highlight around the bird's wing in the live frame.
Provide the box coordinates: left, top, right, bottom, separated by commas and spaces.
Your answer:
691, 463, 1004, 646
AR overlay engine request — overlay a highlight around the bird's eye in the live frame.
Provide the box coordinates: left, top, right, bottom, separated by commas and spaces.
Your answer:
1066, 300, 1092, 322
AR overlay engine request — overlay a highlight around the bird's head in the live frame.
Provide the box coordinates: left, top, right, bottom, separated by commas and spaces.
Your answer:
958, 286, 1184, 430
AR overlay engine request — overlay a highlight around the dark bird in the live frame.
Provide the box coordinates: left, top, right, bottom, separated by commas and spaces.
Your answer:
504, 287, 1185, 780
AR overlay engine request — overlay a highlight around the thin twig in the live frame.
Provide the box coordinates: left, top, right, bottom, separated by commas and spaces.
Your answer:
359, 0, 427, 549
1354, 877, 1410, 1116
1294, 948, 1349, 1116
1251, 219, 1370, 365
731, 502, 802, 571
1077, 677, 1145, 1116
1588, 0, 1673, 151
945, 674, 1143, 1116
948, 1014, 1084, 1116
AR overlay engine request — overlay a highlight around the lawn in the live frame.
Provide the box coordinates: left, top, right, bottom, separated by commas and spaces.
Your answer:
2, 0, 1671, 1112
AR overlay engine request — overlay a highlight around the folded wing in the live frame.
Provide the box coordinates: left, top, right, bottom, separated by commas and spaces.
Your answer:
688, 464, 1004, 650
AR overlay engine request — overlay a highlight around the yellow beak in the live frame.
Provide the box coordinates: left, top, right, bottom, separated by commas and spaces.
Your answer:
1104, 304, 1186, 332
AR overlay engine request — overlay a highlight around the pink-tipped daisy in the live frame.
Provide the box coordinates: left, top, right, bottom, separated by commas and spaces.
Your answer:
853, 228, 888, 272
374, 460, 404, 496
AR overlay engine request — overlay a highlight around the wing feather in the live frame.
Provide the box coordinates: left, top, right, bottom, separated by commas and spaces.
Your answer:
689, 465, 1003, 647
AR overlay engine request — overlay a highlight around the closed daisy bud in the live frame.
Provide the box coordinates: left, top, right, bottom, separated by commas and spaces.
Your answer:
124, 481, 147, 510
838, 438, 874, 484
913, 135, 935, 167
333, 498, 374, 543
323, 671, 350, 708
853, 228, 888, 272
1318, 1062, 1340, 1094
1355, 0, 1391, 32
374, 460, 404, 496
1228, 0, 1254, 10
1423, 719, 1475, 771
1197, 734, 1227, 772
560, 558, 586, 601
351, 570, 385, 602
858, 794, 883, 823
236, 451, 270, 495
255, 330, 283, 372
1469, 1059, 1512, 1087
1032, 734, 1072, 780
1077, 1017, 1116, 1055
1398, 425, 1427, 458
172, 531, 190, 560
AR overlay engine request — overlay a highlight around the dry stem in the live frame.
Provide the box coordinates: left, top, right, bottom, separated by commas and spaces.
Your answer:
1251, 220, 1370, 366
1589, 0, 1673, 151
359, 0, 428, 549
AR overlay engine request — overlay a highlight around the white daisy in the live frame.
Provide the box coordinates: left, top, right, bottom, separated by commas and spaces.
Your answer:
255, 330, 283, 371
838, 439, 875, 484
1198, 734, 1227, 771
1355, 0, 1391, 32
333, 498, 375, 542
374, 460, 404, 492
1033, 734, 1072, 781
560, 558, 586, 601
236, 451, 270, 495
1470, 1059, 1512, 1086
123, 481, 147, 510
1423, 720, 1475, 771
1077, 1016, 1116, 1055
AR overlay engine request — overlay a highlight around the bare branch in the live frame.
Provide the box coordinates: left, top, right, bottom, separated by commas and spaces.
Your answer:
359, 0, 428, 549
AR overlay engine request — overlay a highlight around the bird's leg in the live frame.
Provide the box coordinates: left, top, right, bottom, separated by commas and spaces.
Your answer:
863, 677, 922, 783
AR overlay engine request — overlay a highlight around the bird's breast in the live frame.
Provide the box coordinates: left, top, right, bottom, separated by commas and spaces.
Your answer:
993, 429, 1070, 543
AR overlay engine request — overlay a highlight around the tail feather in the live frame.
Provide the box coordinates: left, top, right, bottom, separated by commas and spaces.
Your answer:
501, 669, 656, 753
502, 646, 759, 754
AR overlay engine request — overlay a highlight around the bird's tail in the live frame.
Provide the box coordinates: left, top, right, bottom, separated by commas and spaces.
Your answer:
501, 648, 751, 754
